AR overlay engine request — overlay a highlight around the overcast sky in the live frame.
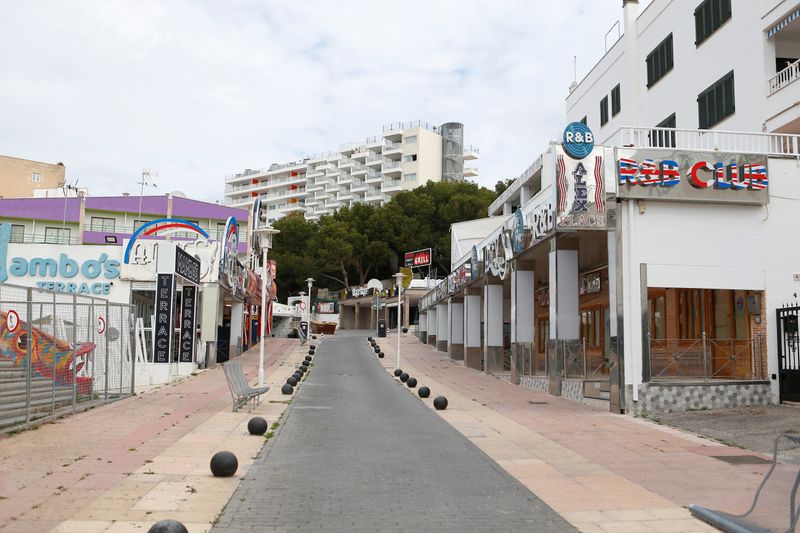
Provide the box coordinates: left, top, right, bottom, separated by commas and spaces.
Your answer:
0, 1, 641, 202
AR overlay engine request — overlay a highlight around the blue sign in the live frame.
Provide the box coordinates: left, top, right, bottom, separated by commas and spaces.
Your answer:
562, 122, 594, 160
511, 209, 525, 253
0, 224, 121, 295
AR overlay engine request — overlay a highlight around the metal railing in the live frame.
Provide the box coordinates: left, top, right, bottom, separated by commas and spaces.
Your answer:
649, 333, 765, 381
0, 284, 135, 433
383, 160, 400, 170
9, 233, 82, 245
610, 126, 800, 157
382, 120, 437, 133
769, 58, 800, 95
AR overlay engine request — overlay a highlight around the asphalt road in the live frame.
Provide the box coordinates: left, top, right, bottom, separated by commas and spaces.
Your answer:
211, 332, 574, 532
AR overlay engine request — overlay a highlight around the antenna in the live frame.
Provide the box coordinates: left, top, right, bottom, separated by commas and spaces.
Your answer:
61, 179, 82, 238
136, 169, 159, 222
573, 56, 577, 84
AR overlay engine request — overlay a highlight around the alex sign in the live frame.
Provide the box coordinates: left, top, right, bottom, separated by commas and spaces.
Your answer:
0, 224, 122, 296
616, 149, 769, 205
555, 145, 607, 230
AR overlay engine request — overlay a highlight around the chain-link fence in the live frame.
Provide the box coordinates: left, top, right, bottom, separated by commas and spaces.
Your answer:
0, 283, 134, 433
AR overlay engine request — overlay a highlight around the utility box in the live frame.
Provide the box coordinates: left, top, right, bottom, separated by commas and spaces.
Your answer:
377, 319, 387, 337
299, 321, 309, 340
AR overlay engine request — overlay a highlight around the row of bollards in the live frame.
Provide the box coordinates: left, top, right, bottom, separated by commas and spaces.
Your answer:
370, 336, 447, 410
149, 337, 324, 533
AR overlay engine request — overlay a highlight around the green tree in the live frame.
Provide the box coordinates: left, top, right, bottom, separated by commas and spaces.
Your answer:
494, 178, 515, 196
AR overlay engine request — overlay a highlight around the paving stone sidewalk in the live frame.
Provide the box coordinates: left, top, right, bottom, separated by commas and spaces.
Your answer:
0, 337, 299, 533
212, 333, 573, 533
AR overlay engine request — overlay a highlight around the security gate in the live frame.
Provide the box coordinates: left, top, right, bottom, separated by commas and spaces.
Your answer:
777, 305, 800, 402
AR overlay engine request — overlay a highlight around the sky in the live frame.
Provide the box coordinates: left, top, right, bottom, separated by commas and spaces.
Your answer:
0, 1, 643, 203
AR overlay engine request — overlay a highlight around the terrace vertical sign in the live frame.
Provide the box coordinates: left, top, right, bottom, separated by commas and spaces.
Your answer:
179, 286, 196, 363
154, 273, 175, 363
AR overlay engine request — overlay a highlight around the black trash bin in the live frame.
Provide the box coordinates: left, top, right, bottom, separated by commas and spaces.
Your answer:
377, 319, 387, 338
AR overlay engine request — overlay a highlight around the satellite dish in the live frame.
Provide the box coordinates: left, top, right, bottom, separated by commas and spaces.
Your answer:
171, 190, 187, 198
366, 278, 382, 291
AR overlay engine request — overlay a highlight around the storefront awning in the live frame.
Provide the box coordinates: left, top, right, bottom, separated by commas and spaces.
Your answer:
768, 8, 800, 39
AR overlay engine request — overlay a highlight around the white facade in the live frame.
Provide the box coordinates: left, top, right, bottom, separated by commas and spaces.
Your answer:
224, 120, 479, 222
565, 0, 800, 143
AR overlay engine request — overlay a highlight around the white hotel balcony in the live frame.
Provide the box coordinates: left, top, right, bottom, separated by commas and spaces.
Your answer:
463, 165, 478, 177
463, 145, 480, 160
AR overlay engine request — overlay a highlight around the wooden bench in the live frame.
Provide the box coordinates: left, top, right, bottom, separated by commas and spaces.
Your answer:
690, 433, 800, 533
222, 359, 270, 412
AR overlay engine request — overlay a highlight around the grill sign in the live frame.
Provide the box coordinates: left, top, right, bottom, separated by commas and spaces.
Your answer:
404, 248, 432, 267
154, 273, 175, 363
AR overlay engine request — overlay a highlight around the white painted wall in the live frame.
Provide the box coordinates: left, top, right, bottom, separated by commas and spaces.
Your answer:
512, 269, 535, 343
465, 294, 481, 347
484, 284, 503, 346
450, 302, 464, 344
436, 303, 449, 342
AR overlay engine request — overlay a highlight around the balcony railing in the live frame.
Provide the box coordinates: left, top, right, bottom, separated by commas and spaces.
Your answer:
383, 160, 400, 170
382, 120, 436, 133
383, 141, 401, 151
650, 334, 765, 382
610, 126, 800, 158
769, 58, 800, 95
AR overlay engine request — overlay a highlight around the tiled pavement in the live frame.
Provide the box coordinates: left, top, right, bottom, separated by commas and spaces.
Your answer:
377, 332, 775, 533
0, 337, 303, 533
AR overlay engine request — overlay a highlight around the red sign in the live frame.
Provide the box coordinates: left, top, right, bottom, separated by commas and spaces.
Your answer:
404, 248, 431, 268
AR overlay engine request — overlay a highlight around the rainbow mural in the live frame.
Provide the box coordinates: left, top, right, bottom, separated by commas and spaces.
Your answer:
123, 218, 210, 264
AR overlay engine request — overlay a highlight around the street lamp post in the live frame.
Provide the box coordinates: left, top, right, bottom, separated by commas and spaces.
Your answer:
393, 272, 405, 371
253, 224, 280, 387
305, 278, 315, 325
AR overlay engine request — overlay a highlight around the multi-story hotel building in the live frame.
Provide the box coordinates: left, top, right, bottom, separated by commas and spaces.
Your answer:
0, 155, 66, 198
565, 0, 800, 141
223, 120, 479, 222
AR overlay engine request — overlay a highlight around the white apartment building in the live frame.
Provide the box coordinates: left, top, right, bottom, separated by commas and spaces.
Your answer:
224, 121, 479, 222
565, 0, 800, 142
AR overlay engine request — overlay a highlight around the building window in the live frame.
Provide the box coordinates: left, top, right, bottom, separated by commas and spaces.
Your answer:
648, 292, 666, 341
45, 227, 71, 244
646, 33, 674, 88
698, 70, 734, 129
651, 113, 677, 148
677, 289, 704, 340
580, 116, 587, 125
31, 173, 41, 183
403, 173, 417, 182
403, 154, 418, 162
216, 222, 226, 240
403, 135, 417, 144
695, 0, 731, 46
90, 216, 115, 232
538, 318, 550, 353
611, 84, 621, 116
580, 307, 606, 349
600, 96, 609, 126
9, 224, 24, 243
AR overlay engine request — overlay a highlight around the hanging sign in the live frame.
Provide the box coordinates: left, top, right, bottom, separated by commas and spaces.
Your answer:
556, 145, 606, 230
562, 122, 595, 160
175, 247, 201, 285
616, 149, 769, 205
404, 248, 432, 267
579, 272, 602, 295
179, 286, 196, 363
470, 245, 480, 280
510, 209, 525, 253
154, 273, 175, 363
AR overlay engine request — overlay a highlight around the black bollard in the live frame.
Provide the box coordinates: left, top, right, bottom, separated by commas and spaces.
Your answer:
281, 383, 294, 395
301, 360, 310, 367
374, 347, 380, 354
247, 416, 268, 436
210, 451, 238, 477
394, 368, 403, 377
406, 377, 417, 388
148, 519, 189, 533
287, 376, 298, 387
433, 396, 448, 410
305, 355, 313, 362
402, 327, 408, 334
400, 373, 409, 383
378, 351, 385, 358
418, 386, 431, 398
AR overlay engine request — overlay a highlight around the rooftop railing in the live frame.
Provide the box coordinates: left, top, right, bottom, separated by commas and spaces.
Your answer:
610, 126, 800, 157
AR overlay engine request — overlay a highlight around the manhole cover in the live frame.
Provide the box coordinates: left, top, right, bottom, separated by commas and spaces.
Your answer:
711, 455, 772, 465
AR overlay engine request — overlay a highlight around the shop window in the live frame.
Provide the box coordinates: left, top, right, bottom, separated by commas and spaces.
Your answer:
646, 33, 674, 88
90, 216, 115, 232
44, 227, 71, 244
698, 70, 735, 129
9, 224, 24, 243
580, 306, 606, 348
538, 319, 550, 353
712, 289, 750, 340
600, 96, 609, 126
649, 293, 666, 340
611, 84, 621, 116
695, 0, 731, 46
677, 289, 704, 339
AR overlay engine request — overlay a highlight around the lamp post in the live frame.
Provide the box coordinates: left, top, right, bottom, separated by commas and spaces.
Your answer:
252, 224, 280, 387
393, 272, 405, 370
305, 278, 314, 324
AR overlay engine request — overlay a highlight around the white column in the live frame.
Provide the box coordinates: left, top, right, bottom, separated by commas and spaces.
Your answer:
428, 307, 437, 346
465, 295, 481, 348
484, 283, 503, 373
229, 301, 245, 357
436, 302, 449, 352
449, 301, 464, 360
511, 268, 535, 382
419, 311, 428, 341
549, 249, 579, 340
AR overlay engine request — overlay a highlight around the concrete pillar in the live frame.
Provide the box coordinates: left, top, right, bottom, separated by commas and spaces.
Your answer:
419, 312, 428, 344
449, 300, 464, 360
548, 244, 579, 395
403, 296, 410, 328
199, 284, 220, 368
484, 280, 504, 374
354, 303, 360, 330
464, 293, 482, 369
503, 202, 513, 215
229, 301, 244, 358
428, 307, 437, 346
511, 266, 535, 384
436, 303, 449, 352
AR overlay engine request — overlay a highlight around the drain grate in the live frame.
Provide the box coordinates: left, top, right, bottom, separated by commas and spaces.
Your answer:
710, 455, 772, 465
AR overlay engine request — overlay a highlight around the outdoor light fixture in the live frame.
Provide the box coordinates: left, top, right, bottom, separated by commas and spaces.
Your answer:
393, 271, 405, 370
253, 221, 280, 388
104, 235, 118, 244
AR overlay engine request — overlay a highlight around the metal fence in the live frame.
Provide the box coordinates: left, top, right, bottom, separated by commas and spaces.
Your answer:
0, 283, 135, 433
649, 333, 765, 381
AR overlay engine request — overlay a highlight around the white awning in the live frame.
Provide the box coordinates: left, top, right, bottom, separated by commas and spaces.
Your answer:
768, 8, 800, 39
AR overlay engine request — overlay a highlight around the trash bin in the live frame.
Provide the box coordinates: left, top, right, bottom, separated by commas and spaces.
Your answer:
377, 319, 387, 337
299, 321, 309, 339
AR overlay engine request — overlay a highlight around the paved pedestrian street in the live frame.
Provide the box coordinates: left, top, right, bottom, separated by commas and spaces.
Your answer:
211, 333, 571, 532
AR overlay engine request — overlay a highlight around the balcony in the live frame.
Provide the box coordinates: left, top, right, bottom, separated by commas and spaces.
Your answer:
463, 145, 480, 160
365, 171, 382, 183
382, 160, 401, 174
339, 157, 354, 168
352, 164, 368, 175
463, 166, 479, 177
365, 188, 383, 201
382, 180, 403, 192
365, 153, 383, 166
352, 151, 368, 160
383, 141, 402, 154
338, 174, 353, 185
351, 180, 367, 192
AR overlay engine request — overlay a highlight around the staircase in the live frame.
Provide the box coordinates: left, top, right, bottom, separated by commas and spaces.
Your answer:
0, 358, 75, 430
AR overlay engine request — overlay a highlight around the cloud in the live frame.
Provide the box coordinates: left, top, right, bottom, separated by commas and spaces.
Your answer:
0, 0, 631, 201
